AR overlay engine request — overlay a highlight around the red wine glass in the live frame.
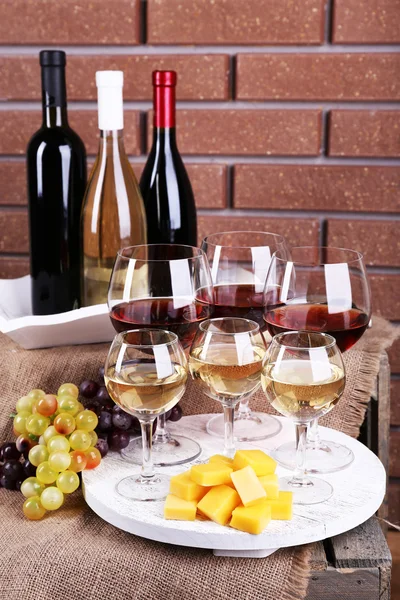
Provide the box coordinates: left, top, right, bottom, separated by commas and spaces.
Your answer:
108, 244, 214, 466
263, 246, 371, 473
201, 231, 289, 442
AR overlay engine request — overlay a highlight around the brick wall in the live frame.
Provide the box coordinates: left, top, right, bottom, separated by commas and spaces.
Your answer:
0, 0, 399, 517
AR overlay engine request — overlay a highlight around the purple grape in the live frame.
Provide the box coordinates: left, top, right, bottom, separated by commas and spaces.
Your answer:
130, 417, 141, 434
96, 386, 110, 403
15, 437, 31, 454
3, 460, 23, 481
165, 409, 172, 420
22, 460, 36, 478
98, 366, 105, 381
95, 438, 109, 458
15, 479, 24, 492
112, 410, 132, 431
108, 430, 130, 451
0, 474, 16, 490
97, 411, 113, 432
85, 403, 102, 416
79, 379, 99, 399
97, 431, 109, 441
1, 443, 21, 461
168, 405, 183, 422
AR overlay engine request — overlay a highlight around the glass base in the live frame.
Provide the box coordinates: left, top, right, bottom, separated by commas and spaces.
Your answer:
121, 435, 202, 467
273, 440, 355, 474
206, 412, 282, 442
279, 475, 333, 505
116, 472, 170, 501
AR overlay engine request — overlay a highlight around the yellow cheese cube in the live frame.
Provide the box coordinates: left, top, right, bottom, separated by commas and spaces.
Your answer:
230, 503, 271, 535
233, 449, 277, 476
197, 485, 241, 525
208, 454, 234, 468
169, 471, 210, 502
230, 466, 266, 507
258, 474, 279, 499
265, 491, 293, 520
190, 463, 233, 486
164, 494, 197, 521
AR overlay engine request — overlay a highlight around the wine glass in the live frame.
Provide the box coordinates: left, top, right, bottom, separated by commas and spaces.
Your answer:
264, 246, 371, 473
108, 244, 213, 466
104, 329, 188, 500
189, 318, 266, 457
201, 231, 288, 441
261, 331, 346, 504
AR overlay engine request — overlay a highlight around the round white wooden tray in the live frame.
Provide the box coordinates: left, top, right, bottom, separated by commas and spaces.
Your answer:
82, 415, 385, 559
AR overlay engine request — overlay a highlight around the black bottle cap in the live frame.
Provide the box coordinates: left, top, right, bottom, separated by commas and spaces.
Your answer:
40, 50, 66, 67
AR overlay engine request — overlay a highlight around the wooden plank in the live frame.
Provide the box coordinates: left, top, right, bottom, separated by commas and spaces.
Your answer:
306, 567, 379, 600
309, 542, 328, 571
378, 352, 391, 523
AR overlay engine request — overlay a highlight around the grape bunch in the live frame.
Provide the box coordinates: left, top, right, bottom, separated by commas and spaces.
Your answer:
2, 386, 102, 520
79, 367, 183, 456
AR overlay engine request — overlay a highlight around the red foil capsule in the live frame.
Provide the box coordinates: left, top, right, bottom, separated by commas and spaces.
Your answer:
153, 70, 177, 128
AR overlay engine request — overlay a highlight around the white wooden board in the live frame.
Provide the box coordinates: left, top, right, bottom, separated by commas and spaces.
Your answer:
82, 415, 385, 558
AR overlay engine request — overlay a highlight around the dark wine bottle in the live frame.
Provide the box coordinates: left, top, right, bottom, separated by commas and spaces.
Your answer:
140, 70, 197, 245
27, 50, 86, 315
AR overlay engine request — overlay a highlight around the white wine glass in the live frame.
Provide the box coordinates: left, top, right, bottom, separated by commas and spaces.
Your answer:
261, 331, 346, 505
201, 231, 288, 442
189, 318, 266, 457
104, 329, 188, 501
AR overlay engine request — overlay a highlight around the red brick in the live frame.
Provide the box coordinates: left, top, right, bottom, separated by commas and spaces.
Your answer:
0, 0, 140, 45
388, 481, 400, 525
0, 163, 27, 206
329, 111, 400, 158
391, 379, 400, 426
0, 256, 29, 279
390, 430, 400, 477
388, 338, 400, 374
327, 220, 400, 267
369, 274, 400, 320
236, 53, 400, 101
0, 210, 28, 254
148, 0, 324, 45
148, 110, 322, 156
234, 165, 400, 213
333, 0, 400, 44
198, 215, 320, 247
0, 111, 142, 156
0, 55, 230, 101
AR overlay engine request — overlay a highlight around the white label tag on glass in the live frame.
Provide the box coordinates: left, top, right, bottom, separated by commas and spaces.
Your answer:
251, 246, 272, 292
324, 263, 352, 313
153, 344, 174, 380
234, 334, 254, 366
170, 259, 193, 309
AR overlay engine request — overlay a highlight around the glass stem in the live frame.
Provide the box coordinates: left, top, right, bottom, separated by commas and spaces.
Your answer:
237, 396, 251, 417
140, 419, 155, 479
290, 423, 312, 486
308, 418, 321, 448
222, 403, 236, 458
154, 413, 171, 443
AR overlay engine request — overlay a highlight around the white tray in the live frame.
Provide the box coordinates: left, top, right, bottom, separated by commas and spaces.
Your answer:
82, 415, 386, 559
0, 276, 115, 349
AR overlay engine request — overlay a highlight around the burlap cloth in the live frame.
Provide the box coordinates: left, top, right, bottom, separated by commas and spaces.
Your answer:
0, 315, 398, 600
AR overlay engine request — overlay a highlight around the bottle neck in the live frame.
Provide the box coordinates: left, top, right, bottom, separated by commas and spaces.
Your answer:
41, 65, 68, 128
152, 84, 177, 150
98, 129, 127, 157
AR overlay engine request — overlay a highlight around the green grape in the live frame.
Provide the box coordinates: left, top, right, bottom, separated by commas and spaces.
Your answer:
28, 444, 49, 467
75, 410, 98, 432
38, 435, 45, 445
13, 410, 31, 435
57, 383, 79, 398
43, 425, 58, 444
76, 402, 85, 413
47, 434, 70, 453
25, 414, 50, 436
56, 470, 80, 494
40, 487, 64, 511
36, 461, 58, 484
57, 395, 80, 416
21, 477, 46, 498
54, 413, 76, 435
89, 430, 98, 447
23, 496, 46, 520
48, 450, 71, 472
16, 395, 34, 413
28, 389, 46, 401
36, 394, 58, 417
69, 429, 91, 451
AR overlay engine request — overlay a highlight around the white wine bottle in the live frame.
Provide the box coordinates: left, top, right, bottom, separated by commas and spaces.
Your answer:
81, 71, 146, 306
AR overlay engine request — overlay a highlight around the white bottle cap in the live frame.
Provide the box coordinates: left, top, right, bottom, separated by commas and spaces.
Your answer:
96, 70, 124, 131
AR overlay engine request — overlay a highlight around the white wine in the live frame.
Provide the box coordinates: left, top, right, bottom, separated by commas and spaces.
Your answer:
189, 344, 265, 401
105, 362, 187, 416
261, 359, 345, 421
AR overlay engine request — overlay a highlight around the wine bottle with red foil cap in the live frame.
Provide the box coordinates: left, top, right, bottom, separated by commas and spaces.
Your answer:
140, 70, 197, 245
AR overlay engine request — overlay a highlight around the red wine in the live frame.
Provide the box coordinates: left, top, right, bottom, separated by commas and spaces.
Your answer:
140, 71, 197, 245
110, 297, 211, 348
27, 50, 86, 315
264, 303, 370, 352
200, 283, 265, 330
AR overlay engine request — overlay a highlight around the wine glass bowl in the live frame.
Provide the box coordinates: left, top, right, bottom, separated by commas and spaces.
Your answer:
261, 331, 346, 504
104, 329, 188, 501
201, 231, 288, 441
189, 317, 266, 457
